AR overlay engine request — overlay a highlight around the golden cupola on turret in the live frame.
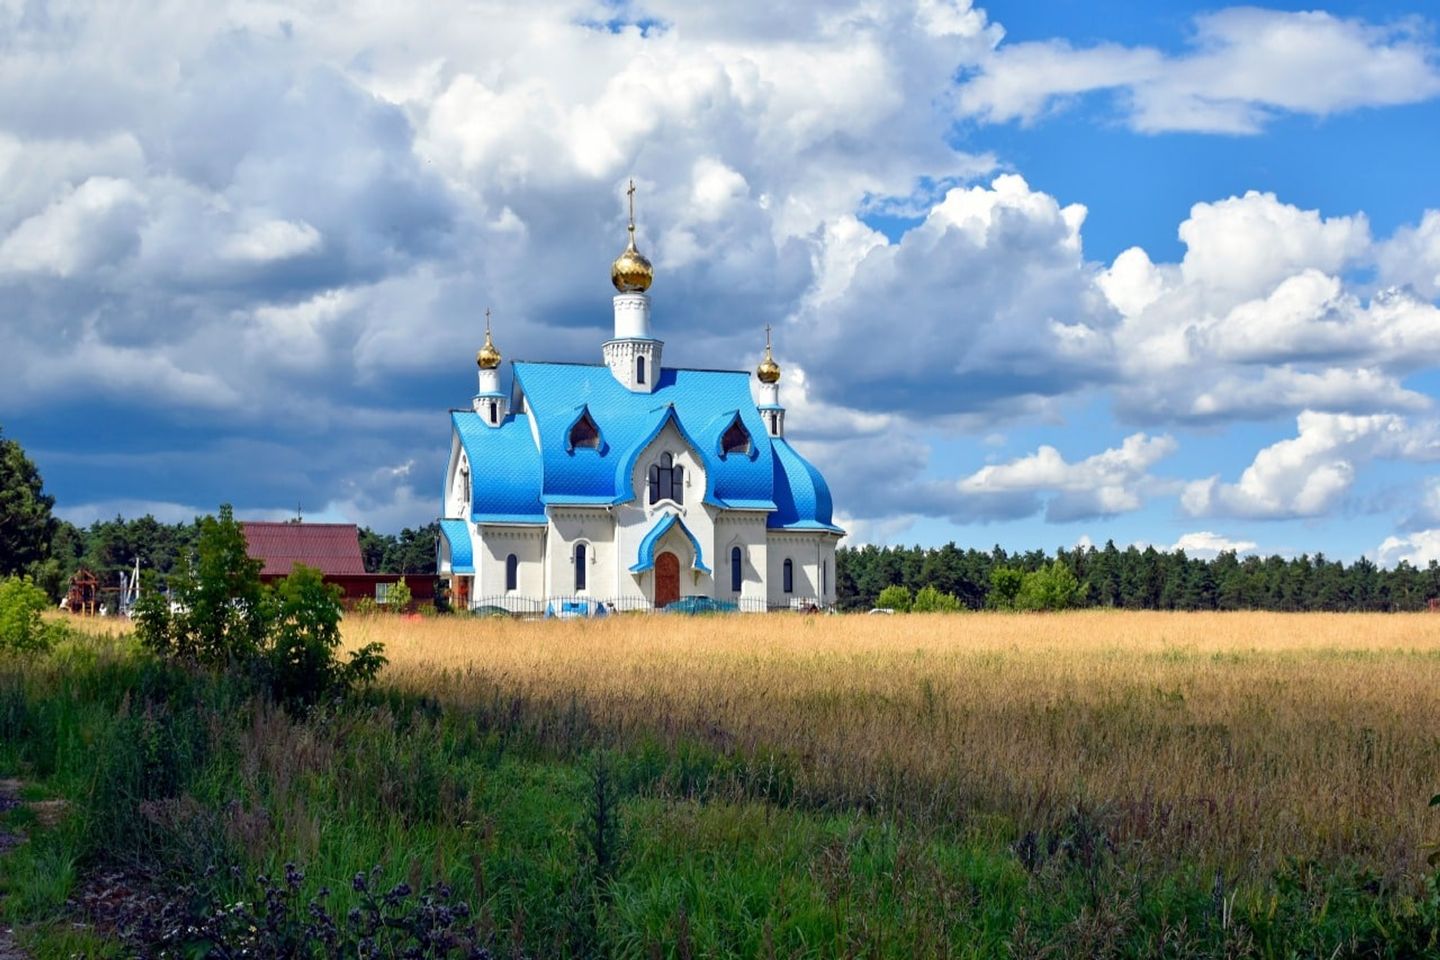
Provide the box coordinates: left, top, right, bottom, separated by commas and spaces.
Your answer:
756, 325, 781, 383
611, 178, 654, 293
476, 308, 501, 369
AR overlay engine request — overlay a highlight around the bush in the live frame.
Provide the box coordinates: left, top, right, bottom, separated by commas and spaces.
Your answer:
911, 584, 961, 613
1015, 561, 1081, 611
383, 578, 413, 612
134, 505, 386, 709
986, 567, 1025, 610
0, 575, 62, 652
875, 584, 911, 612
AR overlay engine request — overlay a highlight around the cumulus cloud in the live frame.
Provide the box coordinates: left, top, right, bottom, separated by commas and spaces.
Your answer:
1182, 412, 1440, 520
1168, 531, 1258, 558
1376, 530, 1440, 569
957, 8, 1440, 134
912, 432, 1177, 523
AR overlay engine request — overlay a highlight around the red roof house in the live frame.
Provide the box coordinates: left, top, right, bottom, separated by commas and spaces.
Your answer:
239, 521, 434, 609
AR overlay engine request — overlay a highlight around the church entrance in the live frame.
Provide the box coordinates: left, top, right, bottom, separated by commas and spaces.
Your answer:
655, 551, 680, 608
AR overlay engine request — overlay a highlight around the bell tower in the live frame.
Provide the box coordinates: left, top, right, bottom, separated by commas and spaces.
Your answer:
473, 308, 508, 427
756, 324, 785, 437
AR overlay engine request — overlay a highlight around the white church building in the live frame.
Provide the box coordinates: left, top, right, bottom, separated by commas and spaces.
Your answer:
437, 185, 843, 613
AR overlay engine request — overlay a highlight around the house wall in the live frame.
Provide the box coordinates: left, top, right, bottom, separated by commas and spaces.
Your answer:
765, 532, 840, 607
475, 524, 546, 609
714, 512, 769, 605
546, 508, 616, 597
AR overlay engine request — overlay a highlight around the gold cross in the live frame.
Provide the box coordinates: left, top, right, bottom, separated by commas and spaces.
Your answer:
626, 178, 636, 232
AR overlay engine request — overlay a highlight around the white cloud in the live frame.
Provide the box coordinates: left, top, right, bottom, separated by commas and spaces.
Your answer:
222, 219, 323, 263
932, 432, 1177, 522
957, 8, 1440, 134
1168, 531, 1258, 558
1377, 530, 1440, 568
1182, 411, 1440, 520
0, 176, 145, 276
1378, 209, 1440, 300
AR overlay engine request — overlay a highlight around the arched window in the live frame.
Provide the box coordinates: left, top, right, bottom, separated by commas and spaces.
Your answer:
568, 410, 600, 450
783, 558, 794, 594
636, 355, 646, 385
505, 554, 518, 592
721, 417, 751, 457
489, 402, 498, 425
648, 452, 683, 505
730, 546, 742, 593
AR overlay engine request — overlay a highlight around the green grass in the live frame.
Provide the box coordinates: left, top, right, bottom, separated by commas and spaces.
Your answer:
1, 636, 1438, 958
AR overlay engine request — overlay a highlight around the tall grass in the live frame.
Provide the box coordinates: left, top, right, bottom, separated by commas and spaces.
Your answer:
350, 611, 1440, 880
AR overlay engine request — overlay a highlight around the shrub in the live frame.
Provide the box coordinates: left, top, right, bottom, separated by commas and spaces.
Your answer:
384, 578, 413, 612
134, 505, 386, 709
351, 597, 380, 616
1015, 561, 1081, 612
265, 565, 386, 709
911, 584, 961, 613
875, 585, 911, 612
986, 567, 1025, 610
0, 575, 63, 652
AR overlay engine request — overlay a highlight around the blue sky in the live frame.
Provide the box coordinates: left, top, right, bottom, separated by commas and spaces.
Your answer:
4, 1, 1440, 565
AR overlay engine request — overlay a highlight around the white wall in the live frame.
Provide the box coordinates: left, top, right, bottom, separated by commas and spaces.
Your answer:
476, 524, 546, 608
766, 532, 841, 607
613, 419, 715, 602
546, 508, 615, 597
714, 512, 769, 605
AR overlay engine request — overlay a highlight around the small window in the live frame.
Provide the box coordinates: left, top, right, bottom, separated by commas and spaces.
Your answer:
636, 355, 646, 385
721, 417, 751, 457
376, 582, 392, 604
821, 561, 827, 597
574, 543, 587, 592
731, 546, 742, 593
648, 452, 683, 505
783, 558, 794, 594
489, 402, 498, 425
569, 410, 600, 450
505, 554, 518, 592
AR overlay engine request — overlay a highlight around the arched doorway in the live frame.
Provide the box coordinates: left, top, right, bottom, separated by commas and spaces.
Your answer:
655, 551, 680, 608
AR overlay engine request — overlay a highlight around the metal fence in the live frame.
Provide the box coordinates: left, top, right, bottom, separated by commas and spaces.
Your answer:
466, 595, 832, 617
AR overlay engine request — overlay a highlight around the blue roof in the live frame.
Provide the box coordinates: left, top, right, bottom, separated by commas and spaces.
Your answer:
446, 362, 842, 535
769, 438, 842, 532
452, 410, 546, 524
513, 362, 776, 510
438, 519, 474, 573
631, 513, 710, 574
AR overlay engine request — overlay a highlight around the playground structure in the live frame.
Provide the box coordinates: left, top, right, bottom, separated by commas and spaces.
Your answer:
62, 558, 141, 617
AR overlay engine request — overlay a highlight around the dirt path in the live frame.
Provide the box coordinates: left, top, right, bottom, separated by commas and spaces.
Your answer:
0, 779, 29, 960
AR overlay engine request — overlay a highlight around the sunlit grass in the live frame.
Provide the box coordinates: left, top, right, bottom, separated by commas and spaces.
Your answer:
341, 610, 1440, 878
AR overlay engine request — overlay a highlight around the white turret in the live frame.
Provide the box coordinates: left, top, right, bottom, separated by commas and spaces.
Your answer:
603, 179, 663, 393
473, 308, 508, 426
756, 324, 784, 437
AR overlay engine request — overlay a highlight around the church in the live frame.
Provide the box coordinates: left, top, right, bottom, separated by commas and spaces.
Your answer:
437, 185, 843, 612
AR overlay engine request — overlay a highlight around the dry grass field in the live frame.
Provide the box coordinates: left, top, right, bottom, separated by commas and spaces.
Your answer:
348, 610, 1440, 881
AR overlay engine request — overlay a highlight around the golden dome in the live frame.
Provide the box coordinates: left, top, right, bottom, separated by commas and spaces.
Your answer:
476, 310, 501, 369
756, 326, 781, 384
611, 230, 653, 293
611, 178, 654, 293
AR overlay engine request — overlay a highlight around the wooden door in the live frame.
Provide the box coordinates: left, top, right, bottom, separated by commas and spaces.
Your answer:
655, 552, 680, 608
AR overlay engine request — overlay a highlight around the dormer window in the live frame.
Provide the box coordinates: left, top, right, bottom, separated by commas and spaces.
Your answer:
636, 355, 646, 385
568, 409, 601, 450
720, 416, 752, 457
648, 452, 683, 505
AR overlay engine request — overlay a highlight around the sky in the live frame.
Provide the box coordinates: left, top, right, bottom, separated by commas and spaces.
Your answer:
4, 0, 1440, 565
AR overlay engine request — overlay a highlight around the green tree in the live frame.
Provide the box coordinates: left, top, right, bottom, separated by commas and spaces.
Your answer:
875, 584, 911, 612
134, 504, 272, 668
986, 566, 1025, 610
0, 427, 57, 578
1015, 561, 1080, 611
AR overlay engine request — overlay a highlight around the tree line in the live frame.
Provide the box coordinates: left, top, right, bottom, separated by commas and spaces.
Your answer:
836, 541, 1440, 612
